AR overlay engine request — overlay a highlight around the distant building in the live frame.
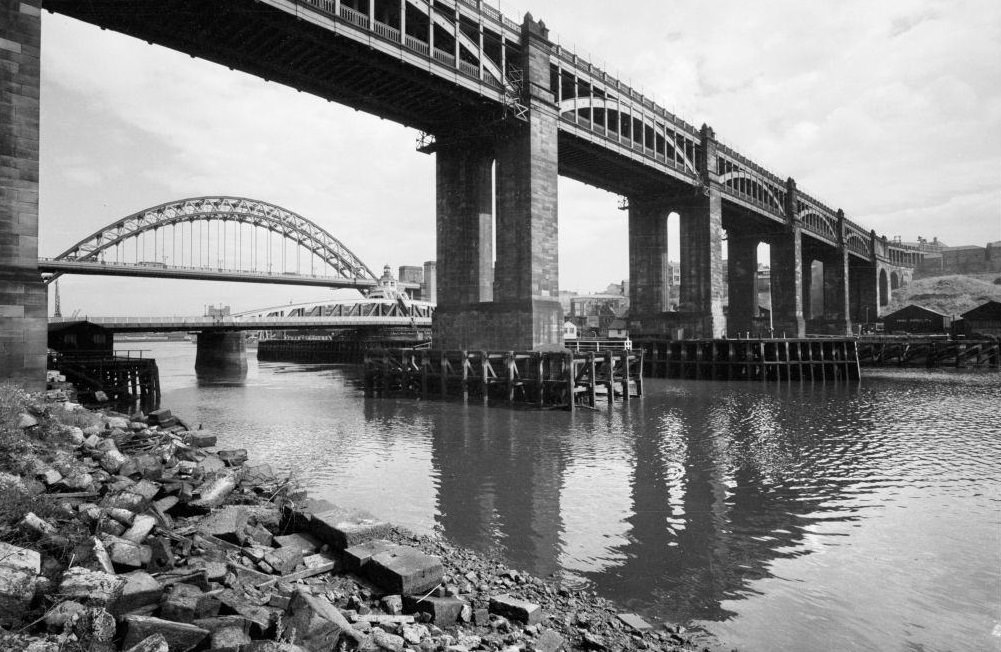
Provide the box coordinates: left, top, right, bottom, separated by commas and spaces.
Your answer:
562, 320, 578, 340
607, 318, 629, 339
882, 305, 951, 334
960, 301, 1001, 337
398, 265, 423, 285
48, 321, 113, 356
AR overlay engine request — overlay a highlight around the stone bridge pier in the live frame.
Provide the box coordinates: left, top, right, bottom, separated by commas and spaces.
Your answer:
0, 0, 45, 389
432, 16, 562, 351
194, 331, 248, 377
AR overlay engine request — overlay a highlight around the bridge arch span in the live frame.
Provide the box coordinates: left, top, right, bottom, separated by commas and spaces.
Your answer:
47, 196, 378, 285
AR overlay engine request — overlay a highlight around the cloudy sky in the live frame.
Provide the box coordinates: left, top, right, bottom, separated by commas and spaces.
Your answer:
39, 0, 1000, 317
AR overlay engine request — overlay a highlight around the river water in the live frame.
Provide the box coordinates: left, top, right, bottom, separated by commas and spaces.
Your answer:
135, 341, 1000, 651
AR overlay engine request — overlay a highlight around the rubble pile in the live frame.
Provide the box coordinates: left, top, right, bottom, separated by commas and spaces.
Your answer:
0, 399, 709, 652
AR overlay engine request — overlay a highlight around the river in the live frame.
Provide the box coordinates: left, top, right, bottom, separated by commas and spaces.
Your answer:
131, 341, 1001, 652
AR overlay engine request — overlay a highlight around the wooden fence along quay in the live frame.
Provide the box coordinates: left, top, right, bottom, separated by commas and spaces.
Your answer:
363, 349, 643, 410
855, 337, 1000, 369
636, 338, 862, 382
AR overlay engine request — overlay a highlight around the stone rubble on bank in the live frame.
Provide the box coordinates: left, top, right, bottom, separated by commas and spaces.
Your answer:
0, 398, 712, 652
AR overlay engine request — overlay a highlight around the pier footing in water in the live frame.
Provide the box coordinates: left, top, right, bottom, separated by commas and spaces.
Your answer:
364, 349, 643, 410
636, 338, 862, 381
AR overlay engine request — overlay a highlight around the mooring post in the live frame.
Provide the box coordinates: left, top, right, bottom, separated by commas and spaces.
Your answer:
605, 350, 615, 405
535, 352, 545, 406
480, 351, 489, 405
461, 350, 469, 402
622, 350, 631, 402
440, 352, 448, 398
506, 352, 516, 404
564, 351, 575, 411
588, 352, 597, 407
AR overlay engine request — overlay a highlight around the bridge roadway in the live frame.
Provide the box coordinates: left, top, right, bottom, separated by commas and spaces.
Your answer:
49, 314, 432, 333
37, 258, 420, 291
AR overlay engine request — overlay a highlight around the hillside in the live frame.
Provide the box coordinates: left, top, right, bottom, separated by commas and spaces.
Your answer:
887, 273, 1001, 316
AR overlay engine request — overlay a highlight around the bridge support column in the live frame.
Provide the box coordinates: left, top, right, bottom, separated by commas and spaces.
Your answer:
434, 14, 562, 351
195, 331, 248, 377
675, 190, 725, 339
822, 251, 852, 335
434, 143, 494, 307
769, 227, 806, 337
0, 0, 45, 389
726, 234, 759, 336
627, 198, 670, 316
850, 263, 879, 329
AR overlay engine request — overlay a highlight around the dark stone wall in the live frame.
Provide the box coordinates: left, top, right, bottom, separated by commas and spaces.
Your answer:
627, 199, 670, 316
0, 0, 45, 389
726, 235, 759, 336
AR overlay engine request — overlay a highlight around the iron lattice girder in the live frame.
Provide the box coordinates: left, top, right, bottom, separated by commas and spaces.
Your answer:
52, 196, 378, 281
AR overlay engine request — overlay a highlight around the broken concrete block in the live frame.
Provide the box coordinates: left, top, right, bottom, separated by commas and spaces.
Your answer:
196, 506, 248, 543
186, 432, 216, 448
37, 468, 62, 485
102, 490, 148, 513
372, 628, 405, 652
19, 512, 57, 538
274, 532, 322, 556
17, 413, 38, 428
190, 473, 237, 509
216, 449, 248, 466
108, 508, 136, 525
147, 408, 172, 425
91, 537, 116, 574
122, 633, 170, 652
160, 583, 220, 623
242, 523, 274, 547
59, 567, 126, 608
489, 594, 542, 625
343, 540, 401, 573
216, 589, 277, 637
283, 590, 361, 651
113, 571, 163, 615
122, 514, 158, 544
196, 455, 226, 476
44, 600, 86, 631
241, 463, 277, 485
616, 612, 652, 631
366, 546, 443, 596
103, 535, 151, 569
535, 628, 565, 652
402, 596, 466, 626
131, 479, 161, 502
147, 537, 176, 574
309, 506, 392, 552
0, 542, 40, 627
100, 449, 128, 474
121, 615, 209, 651
264, 546, 303, 576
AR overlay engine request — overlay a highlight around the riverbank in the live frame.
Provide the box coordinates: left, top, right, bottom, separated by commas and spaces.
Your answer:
0, 384, 714, 652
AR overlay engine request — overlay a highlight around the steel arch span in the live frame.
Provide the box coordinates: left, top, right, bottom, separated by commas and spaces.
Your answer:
46, 196, 378, 285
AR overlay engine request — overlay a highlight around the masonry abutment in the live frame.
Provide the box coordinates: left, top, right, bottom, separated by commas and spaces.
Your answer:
0, 0, 45, 389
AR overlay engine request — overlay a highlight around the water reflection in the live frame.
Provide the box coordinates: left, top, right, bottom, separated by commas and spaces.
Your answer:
431, 407, 565, 577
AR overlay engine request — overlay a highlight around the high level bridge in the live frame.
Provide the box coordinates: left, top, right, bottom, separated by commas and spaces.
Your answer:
3, 0, 924, 386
